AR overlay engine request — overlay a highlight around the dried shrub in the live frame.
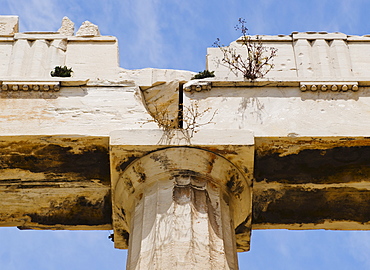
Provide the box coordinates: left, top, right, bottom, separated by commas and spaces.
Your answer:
214, 18, 277, 80
144, 100, 216, 144
182, 100, 216, 139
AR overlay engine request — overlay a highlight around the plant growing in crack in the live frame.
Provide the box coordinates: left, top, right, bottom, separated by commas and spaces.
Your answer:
191, 70, 215, 80
214, 18, 277, 80
144, 100, 216, 144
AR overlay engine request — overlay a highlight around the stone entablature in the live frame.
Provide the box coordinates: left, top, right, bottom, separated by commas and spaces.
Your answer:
2, 15, 370, 270
0, 16, 119, 80
207, 31, 370, 80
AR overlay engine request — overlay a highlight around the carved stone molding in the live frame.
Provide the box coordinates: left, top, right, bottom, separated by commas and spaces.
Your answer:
1, 81, 60, 92
184, 81, 212, 92
300, 82, 359, 92
0, 79, 89, 94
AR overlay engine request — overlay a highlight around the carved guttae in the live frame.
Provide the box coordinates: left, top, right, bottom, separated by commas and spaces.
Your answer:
184, 81, 212, 92
300, 82, 359, 92
0, 79, 89, 93
1, 81, 60, 92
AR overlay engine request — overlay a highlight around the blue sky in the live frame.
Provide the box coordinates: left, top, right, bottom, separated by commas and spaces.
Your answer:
2, 0, 370, 269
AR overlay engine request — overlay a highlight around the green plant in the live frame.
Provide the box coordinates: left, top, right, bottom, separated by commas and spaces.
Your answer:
191, 70, 215, 80
51, 66, 73, 77
214, 18, 277, 80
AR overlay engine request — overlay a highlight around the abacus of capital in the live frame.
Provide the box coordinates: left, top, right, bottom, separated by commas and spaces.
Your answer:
2, 16, 370, 270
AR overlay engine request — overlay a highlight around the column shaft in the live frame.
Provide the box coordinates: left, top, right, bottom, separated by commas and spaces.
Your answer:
126, 176, 238, 270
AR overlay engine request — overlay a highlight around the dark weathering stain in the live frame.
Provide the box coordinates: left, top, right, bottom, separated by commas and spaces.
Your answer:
27, 193, 112, 226
172, 169, 202, 178
0, 143, 110, 183
115, 228, 130, 247
255, 146, 370, 184
150, 152, 172, 170
226, 174, 244, 198
253, 187, 370, 224
117, 156, 137, 172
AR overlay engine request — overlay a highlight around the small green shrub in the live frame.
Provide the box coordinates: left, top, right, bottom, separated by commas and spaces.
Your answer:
191, 70, 215, 80
51, 66, 73, 77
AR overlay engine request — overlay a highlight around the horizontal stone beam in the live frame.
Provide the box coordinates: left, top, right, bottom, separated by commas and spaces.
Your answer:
1, 134, 370, 237
253, 137, 370, 229
0, 136, 111, 230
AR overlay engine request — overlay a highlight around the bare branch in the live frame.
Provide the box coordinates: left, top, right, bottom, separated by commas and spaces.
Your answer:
142, 100, 217, 144
214, 18, 277, 80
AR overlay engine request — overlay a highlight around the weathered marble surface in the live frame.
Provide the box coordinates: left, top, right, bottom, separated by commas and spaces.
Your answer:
182, 84, 370, 137
207, 32, 370, 80
76, 21, 100, 37
0, 16, 18, 36
116, 147, 245, 269
58, 16, 74, 36
2, 15, 370, 270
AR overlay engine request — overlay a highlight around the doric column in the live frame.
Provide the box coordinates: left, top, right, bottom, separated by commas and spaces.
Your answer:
112, 147, 251, 270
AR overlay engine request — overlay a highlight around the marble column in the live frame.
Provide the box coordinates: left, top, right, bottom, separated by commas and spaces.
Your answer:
113, 147, 251, 270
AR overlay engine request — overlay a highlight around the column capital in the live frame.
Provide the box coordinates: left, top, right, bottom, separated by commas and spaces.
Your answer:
110, 129, 254, 252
